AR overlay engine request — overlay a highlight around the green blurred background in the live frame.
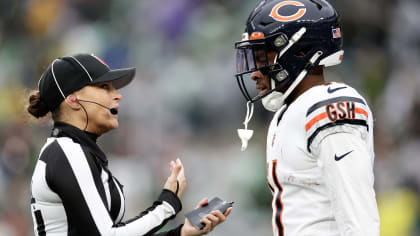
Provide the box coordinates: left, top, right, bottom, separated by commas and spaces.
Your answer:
0, 0, 419, 235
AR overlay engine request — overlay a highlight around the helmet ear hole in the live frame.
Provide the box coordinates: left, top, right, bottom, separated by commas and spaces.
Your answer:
294, 45, 312, 57
295, 52, 306, 57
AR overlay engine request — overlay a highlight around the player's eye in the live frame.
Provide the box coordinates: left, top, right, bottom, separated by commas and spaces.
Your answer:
255, 52, 269, 64
256, 56, 267, 64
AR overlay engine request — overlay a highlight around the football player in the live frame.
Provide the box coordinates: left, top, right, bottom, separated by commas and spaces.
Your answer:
235, 0, 380, 235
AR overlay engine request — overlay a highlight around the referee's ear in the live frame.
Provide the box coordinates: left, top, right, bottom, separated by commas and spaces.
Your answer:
64, 94, 81, 111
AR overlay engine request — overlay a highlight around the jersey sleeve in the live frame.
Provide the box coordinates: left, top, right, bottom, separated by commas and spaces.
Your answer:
305, 94, 370, 154
48, 138, 182, 236
318, 132, 380, 235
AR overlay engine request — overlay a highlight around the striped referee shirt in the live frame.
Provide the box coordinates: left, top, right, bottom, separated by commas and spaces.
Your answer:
30, 122, 183, 236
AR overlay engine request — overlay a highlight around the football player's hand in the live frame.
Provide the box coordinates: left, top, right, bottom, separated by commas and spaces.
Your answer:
180, 198, 232, 236
163, 158, 186, 198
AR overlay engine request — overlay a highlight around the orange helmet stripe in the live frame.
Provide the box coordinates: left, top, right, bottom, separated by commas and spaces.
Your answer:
250, 32, 265, 40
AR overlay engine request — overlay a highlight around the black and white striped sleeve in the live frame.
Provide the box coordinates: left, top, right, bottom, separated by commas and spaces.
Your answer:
41, 137, 182, 236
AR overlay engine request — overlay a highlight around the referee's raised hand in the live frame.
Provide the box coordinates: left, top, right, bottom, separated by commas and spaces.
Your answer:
164, 158, 186, 198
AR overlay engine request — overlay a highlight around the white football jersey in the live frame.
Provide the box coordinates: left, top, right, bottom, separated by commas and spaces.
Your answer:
266, 82, 380, 236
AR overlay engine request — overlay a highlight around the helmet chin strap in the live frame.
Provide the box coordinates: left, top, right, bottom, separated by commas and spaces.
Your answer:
262, 50, 324, 112
262, 83, 284, 112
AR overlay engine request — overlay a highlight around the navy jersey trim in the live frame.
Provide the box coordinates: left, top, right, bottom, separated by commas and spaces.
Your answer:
306, 96, 366, 117
307, 119, 368, 152
272, 160, 284, 236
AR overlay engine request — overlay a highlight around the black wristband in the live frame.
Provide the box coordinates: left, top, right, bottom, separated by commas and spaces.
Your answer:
159, 189, 182, 213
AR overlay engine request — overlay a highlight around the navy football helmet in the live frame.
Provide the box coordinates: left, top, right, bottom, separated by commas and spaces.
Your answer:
235, 0, 344, 110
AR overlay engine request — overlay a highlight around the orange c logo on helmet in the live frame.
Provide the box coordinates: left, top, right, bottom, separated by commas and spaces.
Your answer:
269, 1, 307, 22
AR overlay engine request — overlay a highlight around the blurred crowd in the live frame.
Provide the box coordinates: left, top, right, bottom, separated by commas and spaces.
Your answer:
0, 0, 419, 235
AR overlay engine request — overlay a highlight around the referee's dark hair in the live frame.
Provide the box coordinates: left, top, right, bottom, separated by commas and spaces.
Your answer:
27, 90, 60, 119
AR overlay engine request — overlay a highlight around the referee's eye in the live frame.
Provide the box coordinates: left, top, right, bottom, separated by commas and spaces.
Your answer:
98, 83, 110, 90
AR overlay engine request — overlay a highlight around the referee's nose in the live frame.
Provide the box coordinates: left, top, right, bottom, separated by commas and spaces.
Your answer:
111, 86, 122, 102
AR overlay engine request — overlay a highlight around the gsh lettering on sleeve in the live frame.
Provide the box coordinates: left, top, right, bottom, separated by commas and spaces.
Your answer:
326, 101, 355, 122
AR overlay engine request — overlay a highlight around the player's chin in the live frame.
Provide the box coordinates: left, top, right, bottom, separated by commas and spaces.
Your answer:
258, 89, 269, 97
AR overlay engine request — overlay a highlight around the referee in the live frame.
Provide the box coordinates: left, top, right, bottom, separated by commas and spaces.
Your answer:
27, 54, 231, 236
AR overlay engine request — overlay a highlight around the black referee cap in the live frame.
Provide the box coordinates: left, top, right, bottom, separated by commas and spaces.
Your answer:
38, 53, 136, 112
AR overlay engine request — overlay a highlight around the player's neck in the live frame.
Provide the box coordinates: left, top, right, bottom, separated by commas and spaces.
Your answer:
285, 73, 325, 105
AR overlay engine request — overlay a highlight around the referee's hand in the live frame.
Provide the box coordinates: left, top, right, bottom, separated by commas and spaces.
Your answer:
164, 158, 186, 198
181, 198, 232, 236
